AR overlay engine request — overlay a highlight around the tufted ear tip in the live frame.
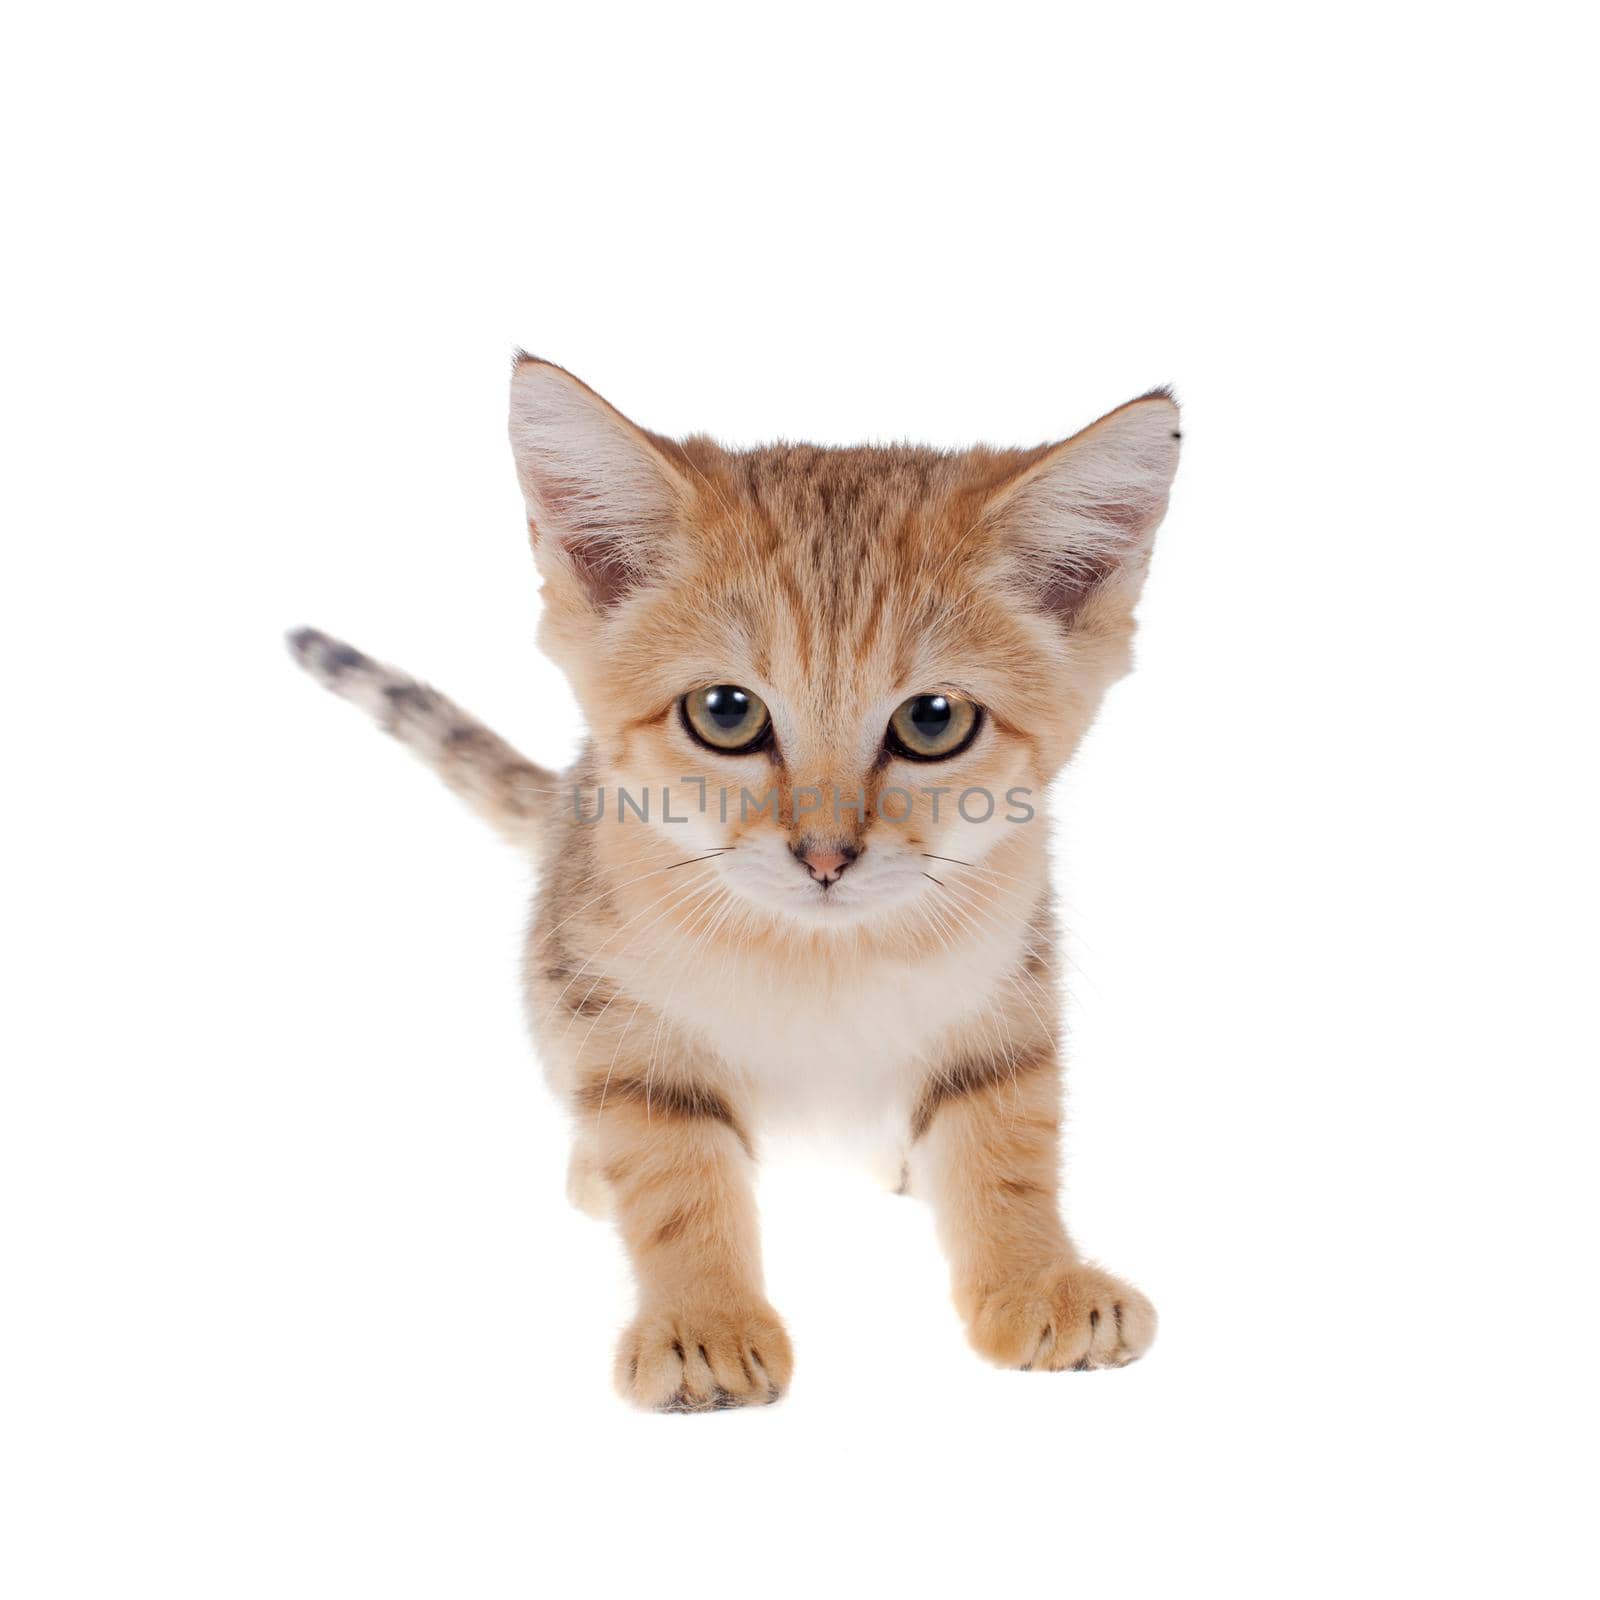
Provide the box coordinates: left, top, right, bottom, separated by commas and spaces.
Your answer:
1085, 388, 1182, 465
1136, 385, 1182, 439
984, 389, 1183, 620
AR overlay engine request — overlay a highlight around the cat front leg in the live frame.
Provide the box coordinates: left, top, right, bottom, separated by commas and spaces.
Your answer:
907, 1047, 1156, 1371
574, 1070, 791, 1410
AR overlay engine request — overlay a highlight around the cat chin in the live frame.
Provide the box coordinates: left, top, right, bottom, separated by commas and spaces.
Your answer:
735, 882, 924, 932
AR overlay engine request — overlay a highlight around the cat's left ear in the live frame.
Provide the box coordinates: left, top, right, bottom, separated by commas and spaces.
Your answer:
984, 389, 1181, 620
508, 355, 693, 610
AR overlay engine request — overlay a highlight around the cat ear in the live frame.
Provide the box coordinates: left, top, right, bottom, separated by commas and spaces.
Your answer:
985, 389, 1181, 620
508, 355, 691, 609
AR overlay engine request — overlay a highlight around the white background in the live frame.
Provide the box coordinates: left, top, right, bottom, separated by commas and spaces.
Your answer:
4, 4, 1596, 1596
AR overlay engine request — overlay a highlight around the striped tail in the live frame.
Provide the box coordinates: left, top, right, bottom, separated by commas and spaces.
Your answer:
288, 628, 557, 848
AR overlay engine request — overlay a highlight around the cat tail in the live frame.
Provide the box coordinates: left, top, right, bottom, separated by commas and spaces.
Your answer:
287, 627, 557, 849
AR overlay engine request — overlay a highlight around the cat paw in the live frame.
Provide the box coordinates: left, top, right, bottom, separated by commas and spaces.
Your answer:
966, 1262, 1156, 1371
615, 1302, 794, 1411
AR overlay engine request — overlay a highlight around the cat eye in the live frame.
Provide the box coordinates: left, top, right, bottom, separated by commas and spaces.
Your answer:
681, 685, 772, 754
886, 694, 981, 761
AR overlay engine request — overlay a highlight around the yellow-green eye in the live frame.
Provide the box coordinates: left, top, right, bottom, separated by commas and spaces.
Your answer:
887, 694, 981, 761
681, 685, 772, 753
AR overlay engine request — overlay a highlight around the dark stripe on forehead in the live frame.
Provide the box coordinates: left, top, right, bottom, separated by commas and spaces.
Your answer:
774, 563, 814, 675
854, 575, 890, 658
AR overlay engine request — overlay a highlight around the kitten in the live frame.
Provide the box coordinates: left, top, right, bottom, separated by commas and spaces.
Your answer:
291, 355, 1180, 1410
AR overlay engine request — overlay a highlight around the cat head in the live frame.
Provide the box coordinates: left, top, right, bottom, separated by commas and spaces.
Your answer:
509, 356, 1179, 929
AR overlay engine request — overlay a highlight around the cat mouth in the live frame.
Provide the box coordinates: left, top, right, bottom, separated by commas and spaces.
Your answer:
774, 879, 873, 921
713, 843, 923, 924
783, 874, 918, 924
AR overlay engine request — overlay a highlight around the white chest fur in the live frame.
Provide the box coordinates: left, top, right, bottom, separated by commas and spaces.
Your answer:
620, 909, 1033, 1165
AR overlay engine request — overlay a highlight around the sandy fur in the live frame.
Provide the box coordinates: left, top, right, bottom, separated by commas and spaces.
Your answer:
292, 357, 1179, 1408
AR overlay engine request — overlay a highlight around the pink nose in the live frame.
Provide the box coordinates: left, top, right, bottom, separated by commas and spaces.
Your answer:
795, 840, 859, 884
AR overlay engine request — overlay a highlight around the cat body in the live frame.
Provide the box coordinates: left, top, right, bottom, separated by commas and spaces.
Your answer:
534, 776, 1048, 1188
292, 357, 1180, 1408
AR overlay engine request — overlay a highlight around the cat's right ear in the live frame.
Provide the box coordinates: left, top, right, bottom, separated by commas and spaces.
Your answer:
508, 355, 691, 610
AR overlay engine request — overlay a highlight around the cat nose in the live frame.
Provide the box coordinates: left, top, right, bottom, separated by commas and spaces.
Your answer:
793, 838, 860, 884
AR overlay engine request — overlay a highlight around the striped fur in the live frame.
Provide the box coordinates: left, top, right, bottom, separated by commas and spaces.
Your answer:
289, 358, 1178, 1408
288, 627, 555, 847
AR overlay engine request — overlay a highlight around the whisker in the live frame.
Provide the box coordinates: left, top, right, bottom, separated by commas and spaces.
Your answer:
539, 849, 731, 945
921, 851, 1040, 891
545, 867, 725, 1027
662, 849, 733, 872
550, 874, 724, 1031
541, 846, 739, 1025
